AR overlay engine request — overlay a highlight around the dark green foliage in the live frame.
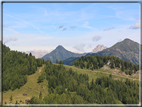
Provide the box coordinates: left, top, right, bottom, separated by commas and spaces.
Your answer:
44, 61, 89, 92
36, 58, 44, 67
93, 76, 139, 104
37, 72, 46, 83
10, 95, 12, 102
3, 44, 44, 91
3, 43, 10, 54
72, 55, 138, 75
29, 60, 139, 104
59, 60, 64, 64
55, 85, 65, 94
30, 96, 44, 104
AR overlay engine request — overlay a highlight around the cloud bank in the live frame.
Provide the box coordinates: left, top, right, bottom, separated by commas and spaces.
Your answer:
25, 50, 49, 58
4, 37, 17, 43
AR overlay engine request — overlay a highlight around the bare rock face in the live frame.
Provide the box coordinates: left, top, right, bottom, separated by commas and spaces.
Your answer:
101, 65, 110, 70
92, 45, 107, 53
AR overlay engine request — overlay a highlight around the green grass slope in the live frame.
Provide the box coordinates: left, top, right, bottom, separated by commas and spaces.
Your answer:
3, 63, 139, 104
3, 64, 47, 104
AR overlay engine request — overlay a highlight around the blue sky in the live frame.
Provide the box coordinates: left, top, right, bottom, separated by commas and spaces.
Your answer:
3, 3, 140, 53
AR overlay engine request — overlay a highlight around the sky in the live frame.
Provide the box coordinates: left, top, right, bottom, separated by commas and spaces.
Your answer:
3, 2, 140, 54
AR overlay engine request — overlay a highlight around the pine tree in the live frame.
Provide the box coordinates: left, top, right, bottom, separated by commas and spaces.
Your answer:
109, 74, 112, 78
15, 100, 18, 104
29, 52, 32, 56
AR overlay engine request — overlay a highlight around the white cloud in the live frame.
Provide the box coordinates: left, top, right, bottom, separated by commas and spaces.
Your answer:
82, 21, 96, 30
4, 28, 19, 34
73, 43, 85, 52
4, 13, 44, 33
70, 26, 77, 29
108, 5, 139, 21
25, 49, 49, 58
3, 24, 140, 53
103, 27, 115, 31
4, 37, 17, 43
129, 23, 140, 29
92, 36, 101, 42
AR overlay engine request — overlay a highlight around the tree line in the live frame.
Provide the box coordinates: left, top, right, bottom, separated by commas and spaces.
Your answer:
31, 60, 139, 104
3, 44, 44, 91
72, 55, 139, 75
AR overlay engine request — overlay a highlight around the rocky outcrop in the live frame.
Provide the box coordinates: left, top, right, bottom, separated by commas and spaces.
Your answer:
92, 45, 107, 53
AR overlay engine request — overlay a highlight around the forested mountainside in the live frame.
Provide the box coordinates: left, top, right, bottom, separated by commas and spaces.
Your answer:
86, 38, 139, 65
30, 60, 139, 104
3, 44, 44, 91
72, 55, 139, 75
64, 38, 140, 66
42, 45, 86, 63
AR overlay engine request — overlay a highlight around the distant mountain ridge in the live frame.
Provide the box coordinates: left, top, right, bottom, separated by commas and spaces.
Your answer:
42, 45, 87, 63
92, 45, 107, 53
87, 38, 139, 65
64, 38, 139, 65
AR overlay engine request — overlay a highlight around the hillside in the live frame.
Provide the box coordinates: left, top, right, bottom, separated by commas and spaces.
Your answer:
87, 38, 139, 65
63, 57, 80, 66
2, 43, 44, 91
3, 62, 139, 104
64, 38, 139, 65
72, 55, 139, 75
3, 64, 47, 104
2, 40, 140, 104
42, 45, 86, 63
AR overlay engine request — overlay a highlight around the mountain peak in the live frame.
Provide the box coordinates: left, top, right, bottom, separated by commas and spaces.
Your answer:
92, 45, 107, 53
56, 45, 65, 49
123, 38, 133, 42
42, 45, 87, 63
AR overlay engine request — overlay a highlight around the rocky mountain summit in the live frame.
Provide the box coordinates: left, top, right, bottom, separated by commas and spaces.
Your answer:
92, 45, 107, 53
